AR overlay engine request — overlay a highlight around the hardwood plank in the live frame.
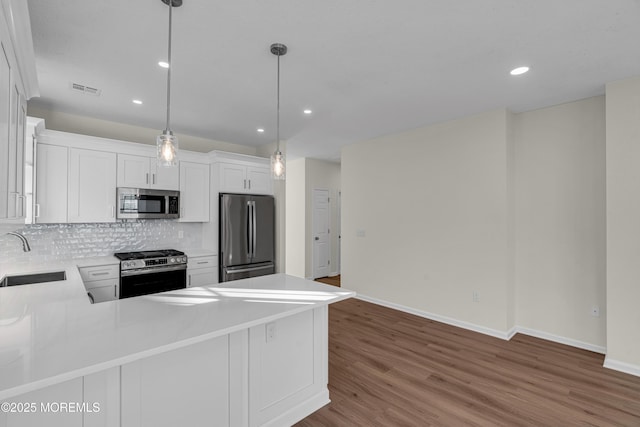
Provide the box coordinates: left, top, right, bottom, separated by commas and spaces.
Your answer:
295, 298, 640, 426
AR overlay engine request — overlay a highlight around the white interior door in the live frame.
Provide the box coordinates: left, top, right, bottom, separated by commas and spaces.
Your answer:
313, 189, 331, 279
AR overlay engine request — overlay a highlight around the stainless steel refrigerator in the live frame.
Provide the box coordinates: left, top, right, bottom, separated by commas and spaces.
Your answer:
219, 193, 275, 282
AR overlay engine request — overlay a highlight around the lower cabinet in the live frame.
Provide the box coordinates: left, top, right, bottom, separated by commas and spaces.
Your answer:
187, 255, 218, 287
0, 307, 329, 427
0, 379, 83, 427
121, 336, 230, 427
79, 264, 119, 304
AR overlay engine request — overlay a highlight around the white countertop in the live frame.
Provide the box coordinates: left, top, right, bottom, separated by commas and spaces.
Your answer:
0, 265, 354, 400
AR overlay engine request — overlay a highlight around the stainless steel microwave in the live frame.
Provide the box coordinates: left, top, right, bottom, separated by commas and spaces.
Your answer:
117, 188, 180, 219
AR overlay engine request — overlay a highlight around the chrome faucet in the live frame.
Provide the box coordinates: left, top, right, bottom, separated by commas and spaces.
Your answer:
6, 232, 31, 252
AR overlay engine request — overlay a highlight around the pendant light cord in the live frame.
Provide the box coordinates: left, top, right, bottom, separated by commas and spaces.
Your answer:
276, 52, 280, 152
165, 0, 173, 133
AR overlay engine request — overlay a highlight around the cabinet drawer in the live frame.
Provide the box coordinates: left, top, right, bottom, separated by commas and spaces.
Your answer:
79, 265, 119, 282
187, 256, 217, 269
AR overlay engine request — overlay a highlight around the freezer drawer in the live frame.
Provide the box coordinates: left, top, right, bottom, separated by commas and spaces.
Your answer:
221, 262, 275, 282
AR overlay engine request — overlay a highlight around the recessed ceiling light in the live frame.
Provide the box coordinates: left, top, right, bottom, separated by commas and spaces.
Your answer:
158, 61, 170, 68
510, 66, 529, 76
303, 109, 312, 115
257, 128, 265, 133
132, 99, 143, 105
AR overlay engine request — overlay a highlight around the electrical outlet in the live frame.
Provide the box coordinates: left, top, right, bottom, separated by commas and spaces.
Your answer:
472, 291, 480, 303
178, 230, 184, 239
266, 322, 276, 342
591, 305, 600, 317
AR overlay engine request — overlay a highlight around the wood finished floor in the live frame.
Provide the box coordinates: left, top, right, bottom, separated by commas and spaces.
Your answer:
315, 275, 342, 287
295, 298, 640, 426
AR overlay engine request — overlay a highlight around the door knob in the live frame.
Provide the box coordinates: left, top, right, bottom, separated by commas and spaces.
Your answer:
315, 237, 319, 241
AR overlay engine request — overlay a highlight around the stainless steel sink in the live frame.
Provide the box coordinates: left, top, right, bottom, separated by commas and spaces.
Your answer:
0, 271, 67, 287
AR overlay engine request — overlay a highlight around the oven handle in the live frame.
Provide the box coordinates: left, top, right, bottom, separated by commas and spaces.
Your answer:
121, 264, 187, 277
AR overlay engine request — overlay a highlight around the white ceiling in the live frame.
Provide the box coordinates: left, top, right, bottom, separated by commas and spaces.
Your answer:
26, 0, 640, 162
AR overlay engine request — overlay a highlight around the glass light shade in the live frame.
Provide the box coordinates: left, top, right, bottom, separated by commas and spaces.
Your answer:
271, 150, 285, 180
157, 132, 178, 167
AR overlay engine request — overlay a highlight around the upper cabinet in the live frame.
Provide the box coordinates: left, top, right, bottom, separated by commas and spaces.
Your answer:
68, 148, 117, 223
35, 143, 68, 223
179, 161, 210, 222
0, 0, 39, 223
214, 152, 273, 195
117, 153, 179, 191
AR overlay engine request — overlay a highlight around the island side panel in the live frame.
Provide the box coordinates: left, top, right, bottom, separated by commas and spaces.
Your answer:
248, 306, 330, 427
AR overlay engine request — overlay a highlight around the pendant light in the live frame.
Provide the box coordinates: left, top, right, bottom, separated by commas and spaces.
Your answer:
270, 43, 287, 180
157, 0, 182, 167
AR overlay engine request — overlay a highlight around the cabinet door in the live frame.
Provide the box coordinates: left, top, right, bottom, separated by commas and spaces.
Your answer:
117, 153, 150, 188
219, 162, 248, 193
187, 267, 218, 287
121, 337, 230, 427
152, 161, 179, 191
68, 148, 116, 223
86, 281, 119, 303
0, 378, 83, 427
14, 95, 26, 218
5, 82, 18, 218
0, 42, 11, 218
246, 166, 273, 195
35, 144, 68, 223
179, 161, 209, 222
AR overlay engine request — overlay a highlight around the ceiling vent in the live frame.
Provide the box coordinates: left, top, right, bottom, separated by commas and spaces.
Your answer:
70, 82, 102, 96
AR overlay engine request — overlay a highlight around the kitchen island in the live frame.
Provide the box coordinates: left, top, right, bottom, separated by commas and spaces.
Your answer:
0, 269, 354, 427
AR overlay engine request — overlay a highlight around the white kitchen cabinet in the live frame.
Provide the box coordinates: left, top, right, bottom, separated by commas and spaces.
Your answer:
0, 2, 37, 223
68, 148, 116, 223
35, 143, 68, 223
0, 378, 83, 427
117, 153, 179, 191
187, 254, 218, 287
179, 161, 210, 222
121, 336, 229, 427
83, 367, 120, 427
219, 162, 272, 195
0, 46, 27, 221
79, 264, 119, 303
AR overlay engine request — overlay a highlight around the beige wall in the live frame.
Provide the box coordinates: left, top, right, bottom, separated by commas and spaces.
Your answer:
514, 96, 606, 348
342, 98, 609, 348
27, 104, 257, 155
606, 76, 640, 370
342, 110, 513, 333
285, 158, 306, 278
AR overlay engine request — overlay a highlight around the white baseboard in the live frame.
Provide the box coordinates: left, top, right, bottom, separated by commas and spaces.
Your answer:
355, 294, 512, 340
355, 294, 607, 355
516, 326, 606, 354
604, 357, 640, 377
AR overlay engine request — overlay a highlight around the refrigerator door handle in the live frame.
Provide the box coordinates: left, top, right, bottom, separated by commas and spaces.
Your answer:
252, 200, 257, 261
247, 200, 253, 259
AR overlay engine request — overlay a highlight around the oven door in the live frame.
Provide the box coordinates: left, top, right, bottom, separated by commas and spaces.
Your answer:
120, 266, 187, 299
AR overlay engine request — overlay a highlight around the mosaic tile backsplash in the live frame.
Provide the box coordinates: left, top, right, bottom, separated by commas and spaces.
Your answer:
0, 221, 203, 264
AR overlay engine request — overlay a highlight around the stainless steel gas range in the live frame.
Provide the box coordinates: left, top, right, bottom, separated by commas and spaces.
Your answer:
114, 249, 187, 299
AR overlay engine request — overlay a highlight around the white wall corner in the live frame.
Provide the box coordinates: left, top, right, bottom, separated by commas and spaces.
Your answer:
355, 294, 513, 341
603, 357, 640, 378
